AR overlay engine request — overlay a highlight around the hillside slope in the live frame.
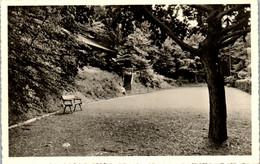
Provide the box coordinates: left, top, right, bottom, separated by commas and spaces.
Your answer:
9, 66, 175, 126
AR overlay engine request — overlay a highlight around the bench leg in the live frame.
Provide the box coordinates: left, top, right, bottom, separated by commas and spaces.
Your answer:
63, 106, 67, 114
79, 104, 82, 111
70, 106, 72, 113
64, 106, 73, 114
74, 104, 83, 111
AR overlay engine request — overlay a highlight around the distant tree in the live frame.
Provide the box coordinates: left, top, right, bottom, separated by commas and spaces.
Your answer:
153, 39, 176, 78
115, 21, 160, 85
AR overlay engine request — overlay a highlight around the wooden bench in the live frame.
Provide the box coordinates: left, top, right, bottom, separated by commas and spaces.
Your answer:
62, 95, 82, 114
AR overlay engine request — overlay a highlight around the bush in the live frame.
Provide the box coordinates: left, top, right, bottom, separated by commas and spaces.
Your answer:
137, 68, 176, 89
234, 79, 251, 94
224, 76, 237, 87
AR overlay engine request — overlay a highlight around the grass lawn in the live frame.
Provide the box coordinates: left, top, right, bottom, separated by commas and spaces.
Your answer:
9, 87, 251, 156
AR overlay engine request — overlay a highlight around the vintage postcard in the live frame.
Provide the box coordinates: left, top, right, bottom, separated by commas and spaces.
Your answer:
1, 0, 259, 163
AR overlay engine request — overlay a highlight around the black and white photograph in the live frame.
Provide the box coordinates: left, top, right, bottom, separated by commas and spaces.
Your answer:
1, 0, 259, 163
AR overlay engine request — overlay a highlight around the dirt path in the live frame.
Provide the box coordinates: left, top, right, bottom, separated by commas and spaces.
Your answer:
9, 87, 251, 156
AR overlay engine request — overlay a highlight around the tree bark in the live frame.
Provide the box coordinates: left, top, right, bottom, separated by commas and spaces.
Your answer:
200, 41, 228, 141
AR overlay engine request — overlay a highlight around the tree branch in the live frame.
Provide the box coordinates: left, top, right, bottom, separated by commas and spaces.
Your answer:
221, 16, 249, 34
220, 27, 250, 43
220, 35, 242, 48
141, 6, 198, 55
217, 5, 249, 20
189, 5, 212, 12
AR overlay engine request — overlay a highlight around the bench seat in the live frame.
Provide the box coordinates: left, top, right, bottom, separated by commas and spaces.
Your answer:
62, 95, 82, 113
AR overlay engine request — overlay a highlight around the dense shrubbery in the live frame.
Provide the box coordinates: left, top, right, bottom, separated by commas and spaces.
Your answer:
8, 6, 75, 124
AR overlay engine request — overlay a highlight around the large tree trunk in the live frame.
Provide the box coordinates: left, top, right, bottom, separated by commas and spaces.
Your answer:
200, 42, 228, 142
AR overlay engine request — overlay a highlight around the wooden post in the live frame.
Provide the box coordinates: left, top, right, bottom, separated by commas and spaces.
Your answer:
229, 54, 232, 76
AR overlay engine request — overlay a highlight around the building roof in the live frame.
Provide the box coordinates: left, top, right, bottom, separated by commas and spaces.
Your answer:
61, 27, 115, 52
76, 34, 115, 52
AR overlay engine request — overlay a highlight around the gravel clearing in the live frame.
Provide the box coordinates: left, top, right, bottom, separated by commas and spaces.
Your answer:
9, 87, 251, 156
